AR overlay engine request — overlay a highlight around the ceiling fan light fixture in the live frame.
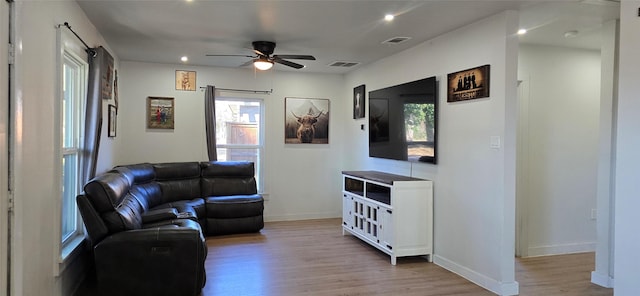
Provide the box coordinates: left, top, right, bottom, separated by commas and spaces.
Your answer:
254, 58, 273, 70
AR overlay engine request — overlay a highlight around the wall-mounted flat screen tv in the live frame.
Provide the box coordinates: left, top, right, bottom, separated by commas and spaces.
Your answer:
369, 76, 437, 164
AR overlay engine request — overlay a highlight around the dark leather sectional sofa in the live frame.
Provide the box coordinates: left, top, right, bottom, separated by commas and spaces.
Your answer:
77, 161, 264, 296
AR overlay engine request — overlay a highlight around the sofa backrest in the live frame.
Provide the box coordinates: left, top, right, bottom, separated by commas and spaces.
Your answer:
153, 162, 202, 203
81, 172, 144, 236
201, 161, 257, 197
78, 160, 257, 246
113, 164, 162, 211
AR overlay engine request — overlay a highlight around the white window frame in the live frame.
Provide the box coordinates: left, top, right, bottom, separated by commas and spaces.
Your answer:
215, 97, 265, 193
54, 29, 87, 273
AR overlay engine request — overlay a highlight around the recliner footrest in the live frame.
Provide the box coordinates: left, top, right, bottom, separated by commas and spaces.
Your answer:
206, 194, 264, 218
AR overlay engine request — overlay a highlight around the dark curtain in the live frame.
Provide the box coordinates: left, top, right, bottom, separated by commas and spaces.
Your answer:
205, 85, 217, 161
81, 46, 109, 182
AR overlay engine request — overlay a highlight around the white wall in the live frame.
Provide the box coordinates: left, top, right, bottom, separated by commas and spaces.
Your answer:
518, 44, 600, 256
614, 1, 640, 295
117, 61, 346, 221
11, 1, 117, 295
344, 11, 519, 295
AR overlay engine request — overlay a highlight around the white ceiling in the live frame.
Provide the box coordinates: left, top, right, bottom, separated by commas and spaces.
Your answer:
77, 0, 620, 74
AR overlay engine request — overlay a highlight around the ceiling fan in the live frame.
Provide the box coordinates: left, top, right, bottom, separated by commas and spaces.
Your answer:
206, 41, 316, 70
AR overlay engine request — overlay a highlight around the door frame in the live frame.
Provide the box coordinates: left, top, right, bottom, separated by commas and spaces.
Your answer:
515, 77, 530, 258
1, 0, 11, 294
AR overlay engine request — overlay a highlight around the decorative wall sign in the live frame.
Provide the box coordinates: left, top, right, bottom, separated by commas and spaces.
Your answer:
101, 48, 114, 100
175, 70, 196, 91
113, 69, 119, 109
108, 104, 117, 137
284, 97, 330, 144
147, 97, 175, 129
447, 64, 490, 102
353, 84, 365, 119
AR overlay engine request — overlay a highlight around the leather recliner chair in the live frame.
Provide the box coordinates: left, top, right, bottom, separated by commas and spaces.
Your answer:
77, 161, 264, 296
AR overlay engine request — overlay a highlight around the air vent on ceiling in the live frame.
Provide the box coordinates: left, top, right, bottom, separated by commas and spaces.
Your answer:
329, 61, 360, 68
382, 36, 412, 45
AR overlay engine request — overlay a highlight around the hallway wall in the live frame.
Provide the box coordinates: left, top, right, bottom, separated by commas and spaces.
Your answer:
518, 44, 601, 256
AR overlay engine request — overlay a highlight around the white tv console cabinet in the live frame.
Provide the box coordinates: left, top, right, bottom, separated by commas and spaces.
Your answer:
341, 171, 433, 265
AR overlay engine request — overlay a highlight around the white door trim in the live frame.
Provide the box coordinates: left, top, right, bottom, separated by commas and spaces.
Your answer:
1, 0, 11, 294
515, 76, 530, 258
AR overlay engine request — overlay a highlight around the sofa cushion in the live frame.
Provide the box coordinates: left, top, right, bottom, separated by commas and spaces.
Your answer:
206, 216, 264, 236
94, 218, 206, 296
77, 194, 109, 247
101, 193, 143, 232
201, 161, 255, 177
156, 179, 201, 203
154, 162, 202, 203
112, 163, 156, 184
206, 194, 263, 218
151, 198, 205, 220
141, 208, 179, 224
154, 162, 201, 180
84, 172, 131, 213
201, 161, 257, 196
129, 182, 163, 211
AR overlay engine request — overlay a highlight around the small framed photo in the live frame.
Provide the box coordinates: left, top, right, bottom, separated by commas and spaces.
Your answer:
147, 97, 175, 129
447, 64, 490, 103
175, 70, 196, 91
108, 104, 117, 137
353, 84, 365, 119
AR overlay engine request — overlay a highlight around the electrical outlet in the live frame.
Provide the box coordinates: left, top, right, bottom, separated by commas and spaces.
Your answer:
591, 209, 597, 220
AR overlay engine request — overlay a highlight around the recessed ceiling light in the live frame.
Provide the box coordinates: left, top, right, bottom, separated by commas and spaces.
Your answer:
517, 29, 527, 35
384, 14, 395, 22
181, 56, 188, 62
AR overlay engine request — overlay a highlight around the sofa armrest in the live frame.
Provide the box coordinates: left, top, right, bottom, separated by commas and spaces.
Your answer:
94, 220, 206, 296
141, 207, 179, 224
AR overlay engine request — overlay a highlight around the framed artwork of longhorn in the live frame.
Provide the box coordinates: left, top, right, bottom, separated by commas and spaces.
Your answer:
284, 97, 330, 144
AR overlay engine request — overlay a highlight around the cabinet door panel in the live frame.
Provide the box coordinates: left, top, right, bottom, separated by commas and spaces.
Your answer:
380, 207, 393, 250
342, 193, 353, 228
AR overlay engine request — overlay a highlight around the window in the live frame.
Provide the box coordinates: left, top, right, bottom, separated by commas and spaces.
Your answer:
60, 50, 86, 256
215, 98, 264, 192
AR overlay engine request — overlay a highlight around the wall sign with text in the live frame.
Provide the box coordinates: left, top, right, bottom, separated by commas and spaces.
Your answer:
447, 64, 490, 103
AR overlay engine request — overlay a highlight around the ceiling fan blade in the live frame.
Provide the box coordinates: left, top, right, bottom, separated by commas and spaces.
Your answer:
273, 57, 305, 69
273, 54, 316, 60
239, 59, 255, 67
206, 54, 255, 58
253, 49, 267, 57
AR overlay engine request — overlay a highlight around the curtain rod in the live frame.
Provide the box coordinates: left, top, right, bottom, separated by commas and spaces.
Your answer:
57, 22, 97, 57
199, 86, 272, 95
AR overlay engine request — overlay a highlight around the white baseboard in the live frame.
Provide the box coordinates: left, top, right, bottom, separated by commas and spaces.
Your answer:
264, 212, 340, 222
527, 242, 596, 257
433, 255, 519, 296
591, 271, 614, 288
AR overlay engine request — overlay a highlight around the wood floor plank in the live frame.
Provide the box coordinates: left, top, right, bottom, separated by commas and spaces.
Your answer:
203, 218, 611, 296
204, 218, 491, 296
75, 218, 614, 296
516, 253, 612, 296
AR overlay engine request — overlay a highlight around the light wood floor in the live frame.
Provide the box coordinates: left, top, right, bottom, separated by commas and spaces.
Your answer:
202, 218, 613, 296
